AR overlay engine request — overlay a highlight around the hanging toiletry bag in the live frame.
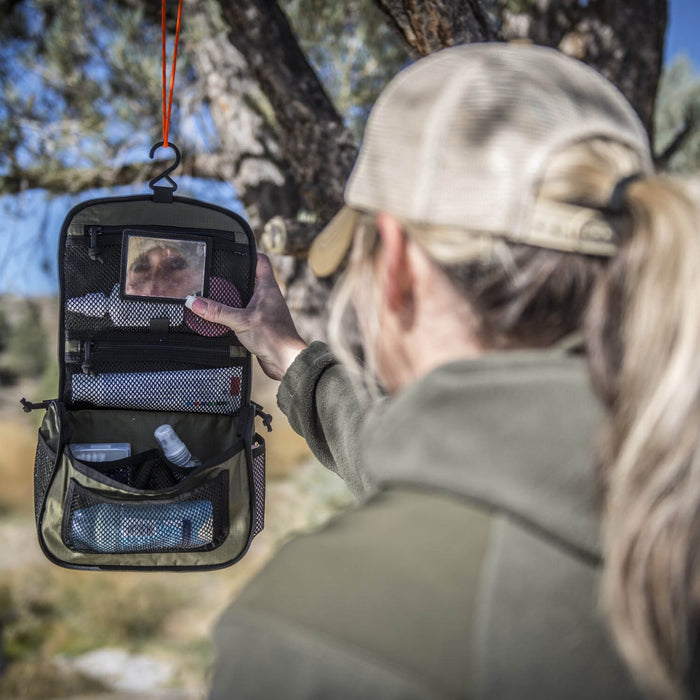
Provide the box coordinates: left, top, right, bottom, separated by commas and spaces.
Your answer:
25, 184, 269, 571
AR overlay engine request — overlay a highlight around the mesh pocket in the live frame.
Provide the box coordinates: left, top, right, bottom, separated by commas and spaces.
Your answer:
64, 240, 123, 334
73, 449, 189, 491
34, 432, 56, 525
210, 246, 250, 302
63, 473, 229, 554
64, 236, 250, 337
252, 438, 265, 536
71, 366, 243, 414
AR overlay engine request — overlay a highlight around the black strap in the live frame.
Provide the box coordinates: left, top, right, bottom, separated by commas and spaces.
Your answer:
152, 186, 174, 203
149, 317, 171, 334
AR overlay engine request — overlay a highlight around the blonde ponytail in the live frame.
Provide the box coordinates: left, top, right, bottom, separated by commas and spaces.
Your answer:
588, 176, 700, 698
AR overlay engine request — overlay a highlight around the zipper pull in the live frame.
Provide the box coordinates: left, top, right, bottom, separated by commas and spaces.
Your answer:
82, 341, 97, 376
20, 397, 51, 413
86, 225, 104, 264
252, 401, 273, 432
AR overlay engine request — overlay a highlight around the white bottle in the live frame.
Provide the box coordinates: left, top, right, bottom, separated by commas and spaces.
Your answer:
154, 424, 202, 468
70, 442, 131, 462
67, 284, 183, 327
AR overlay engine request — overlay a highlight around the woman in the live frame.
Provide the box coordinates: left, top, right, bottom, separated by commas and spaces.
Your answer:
190, 44, 700, 699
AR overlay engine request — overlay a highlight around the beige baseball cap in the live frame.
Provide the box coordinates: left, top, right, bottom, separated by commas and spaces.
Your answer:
309, 42, 653, 277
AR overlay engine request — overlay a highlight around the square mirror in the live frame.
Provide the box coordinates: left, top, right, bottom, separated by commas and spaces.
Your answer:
121, 230, 211, 302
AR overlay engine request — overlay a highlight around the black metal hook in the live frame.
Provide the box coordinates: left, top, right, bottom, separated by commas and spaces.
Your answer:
148, 141, 181, 198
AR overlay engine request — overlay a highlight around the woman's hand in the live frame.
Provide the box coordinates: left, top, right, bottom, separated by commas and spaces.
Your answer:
185, 253, 308, 381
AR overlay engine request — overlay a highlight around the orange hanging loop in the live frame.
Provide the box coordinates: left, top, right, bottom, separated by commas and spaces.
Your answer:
161, 0, 183, 148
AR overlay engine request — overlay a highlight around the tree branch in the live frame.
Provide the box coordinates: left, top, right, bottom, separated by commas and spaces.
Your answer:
0, 152, 234, 194
655, 104, 700, 169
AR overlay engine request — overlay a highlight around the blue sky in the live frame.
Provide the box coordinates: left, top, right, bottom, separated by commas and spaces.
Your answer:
665, 0, 700, 69
1, 0, 699, 297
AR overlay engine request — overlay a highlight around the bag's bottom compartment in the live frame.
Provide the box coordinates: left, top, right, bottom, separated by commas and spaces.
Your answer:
37, 405, 254, 569
63, 473, 229, 554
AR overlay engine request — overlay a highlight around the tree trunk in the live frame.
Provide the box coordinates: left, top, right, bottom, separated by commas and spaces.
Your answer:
375, 0, 500, 55
183, 0, 303, 230
209, 0, 360, 341
215, 0, 357, 223
497, 0, 667, 144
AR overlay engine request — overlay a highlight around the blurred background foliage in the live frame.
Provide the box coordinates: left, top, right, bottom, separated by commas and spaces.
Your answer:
3, 302, 47, 378
655, 55, 700, 171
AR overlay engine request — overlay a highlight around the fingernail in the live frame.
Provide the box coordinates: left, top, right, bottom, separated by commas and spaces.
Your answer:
185, 296, 207, 314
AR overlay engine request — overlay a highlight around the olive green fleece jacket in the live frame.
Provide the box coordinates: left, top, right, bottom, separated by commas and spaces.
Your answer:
210, 341, 642, 700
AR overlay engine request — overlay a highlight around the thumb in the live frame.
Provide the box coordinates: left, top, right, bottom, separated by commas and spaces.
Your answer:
185, 295, 244, 331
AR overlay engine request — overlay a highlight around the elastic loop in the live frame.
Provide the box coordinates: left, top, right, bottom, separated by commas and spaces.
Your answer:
608, 173, 643, 215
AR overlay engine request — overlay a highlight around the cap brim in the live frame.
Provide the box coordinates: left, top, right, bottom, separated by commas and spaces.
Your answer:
309, 206, 359, 278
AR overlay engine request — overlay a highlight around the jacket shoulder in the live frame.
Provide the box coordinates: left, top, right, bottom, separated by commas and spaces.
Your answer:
212, 488, 492, 699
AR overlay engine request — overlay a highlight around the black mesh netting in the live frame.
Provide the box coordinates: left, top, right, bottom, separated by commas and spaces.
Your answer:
70, 365, 243, 414
64, 473, 228, 554
34, 433, 56, 525
76, 449, 189, 491
252, 444, 265, 536
64, 236, 249, 337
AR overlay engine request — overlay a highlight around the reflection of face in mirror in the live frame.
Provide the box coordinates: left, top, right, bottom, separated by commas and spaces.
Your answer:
125, 236, 207, 300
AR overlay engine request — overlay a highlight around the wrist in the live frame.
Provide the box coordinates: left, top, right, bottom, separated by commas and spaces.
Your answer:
278, 338, 308, 378
263, 337, 308, 381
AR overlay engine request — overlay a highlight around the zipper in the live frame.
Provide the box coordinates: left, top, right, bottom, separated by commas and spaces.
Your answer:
252, 401, 273, 432
74, 339, 240, 376
86, 225, 105, 263
77, 224, 249, 249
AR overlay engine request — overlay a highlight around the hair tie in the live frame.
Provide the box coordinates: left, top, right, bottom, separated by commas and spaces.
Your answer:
608, 173, 643, 214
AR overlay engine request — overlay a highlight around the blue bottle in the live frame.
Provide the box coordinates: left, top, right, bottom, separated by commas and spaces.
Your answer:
69, 500, 214, 552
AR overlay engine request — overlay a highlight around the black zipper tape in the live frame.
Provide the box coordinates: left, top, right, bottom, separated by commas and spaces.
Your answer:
76, 223, 251, 252
71, 338, 240, 375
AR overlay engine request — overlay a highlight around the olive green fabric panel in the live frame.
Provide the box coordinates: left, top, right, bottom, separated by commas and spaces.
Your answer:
473, 517, 641, 700
66, 408, 242, 460
210, 607, 447, 700
38, 402, 61, 451
223, 488, 492, 698
67, 199, 249, 244
40, 446, 249, 567
359, 351, 603, 560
